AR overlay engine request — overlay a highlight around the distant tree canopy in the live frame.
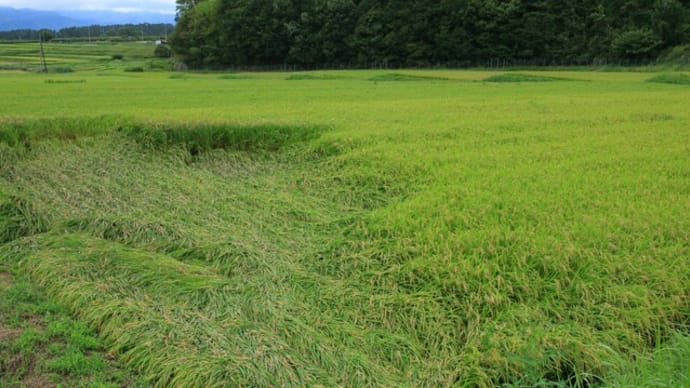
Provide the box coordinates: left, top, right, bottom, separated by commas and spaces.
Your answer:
0, 23, 174, 41
170, 0, 690, 68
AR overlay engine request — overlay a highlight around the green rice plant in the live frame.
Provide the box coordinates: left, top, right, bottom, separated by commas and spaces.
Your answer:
219, 73, 254, 80
368, 73, 448, 82
484, 73, 575, 82
646, 73, 690, 85
120, 122, 328, 154
286, 73, 343, 80
63, 217, 187, 249
0, 195, 48, 244
1, 66, 689, 386
0, 64, 29, 71
0, 116, 126, 148
171, 241, 265, 276
49, 67, 75, 74
44, 79, 87, 84
168, 73, 189, 80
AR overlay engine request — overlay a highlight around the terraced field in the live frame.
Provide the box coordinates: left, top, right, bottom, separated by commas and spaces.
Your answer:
1, 42, 689, 386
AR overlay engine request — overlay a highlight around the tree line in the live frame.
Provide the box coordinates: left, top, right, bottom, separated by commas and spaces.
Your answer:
170, 0, 690, 68
0, 23, 174, 42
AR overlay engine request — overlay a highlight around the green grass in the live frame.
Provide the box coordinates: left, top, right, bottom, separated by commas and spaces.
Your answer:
0, 261, 145, 387
646, 73, 690, 85
0, 46, 689, 386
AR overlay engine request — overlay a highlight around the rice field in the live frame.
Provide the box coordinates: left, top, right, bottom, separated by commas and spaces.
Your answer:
0, 42, 689, 386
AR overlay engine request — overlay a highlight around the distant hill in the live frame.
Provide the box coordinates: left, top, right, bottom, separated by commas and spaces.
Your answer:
0, 6, 174, 31
58, 10, 174, 26
0, 7, 83, 30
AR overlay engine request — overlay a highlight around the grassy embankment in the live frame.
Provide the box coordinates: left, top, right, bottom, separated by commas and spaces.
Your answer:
1, 42, 689, 386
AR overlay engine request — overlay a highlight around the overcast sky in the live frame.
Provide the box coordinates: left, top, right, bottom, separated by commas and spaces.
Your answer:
0, 0, 175, 14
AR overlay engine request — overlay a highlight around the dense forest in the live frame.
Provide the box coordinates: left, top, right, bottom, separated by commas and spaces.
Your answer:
170, 0, 690, 68
0, 23, 174, 42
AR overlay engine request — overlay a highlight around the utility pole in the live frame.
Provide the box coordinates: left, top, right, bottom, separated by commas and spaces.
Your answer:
39, 32, 48, 73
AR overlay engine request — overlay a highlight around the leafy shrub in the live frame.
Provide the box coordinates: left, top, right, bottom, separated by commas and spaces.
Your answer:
154, 44, 172, 58
124, 66, 144, 73
147, 60, 170, 71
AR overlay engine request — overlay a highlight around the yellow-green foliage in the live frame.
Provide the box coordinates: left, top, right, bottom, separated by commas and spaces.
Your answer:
0, 57, 689, 386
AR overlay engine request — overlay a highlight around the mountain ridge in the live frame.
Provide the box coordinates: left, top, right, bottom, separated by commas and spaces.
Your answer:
0, 6, 174, 31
